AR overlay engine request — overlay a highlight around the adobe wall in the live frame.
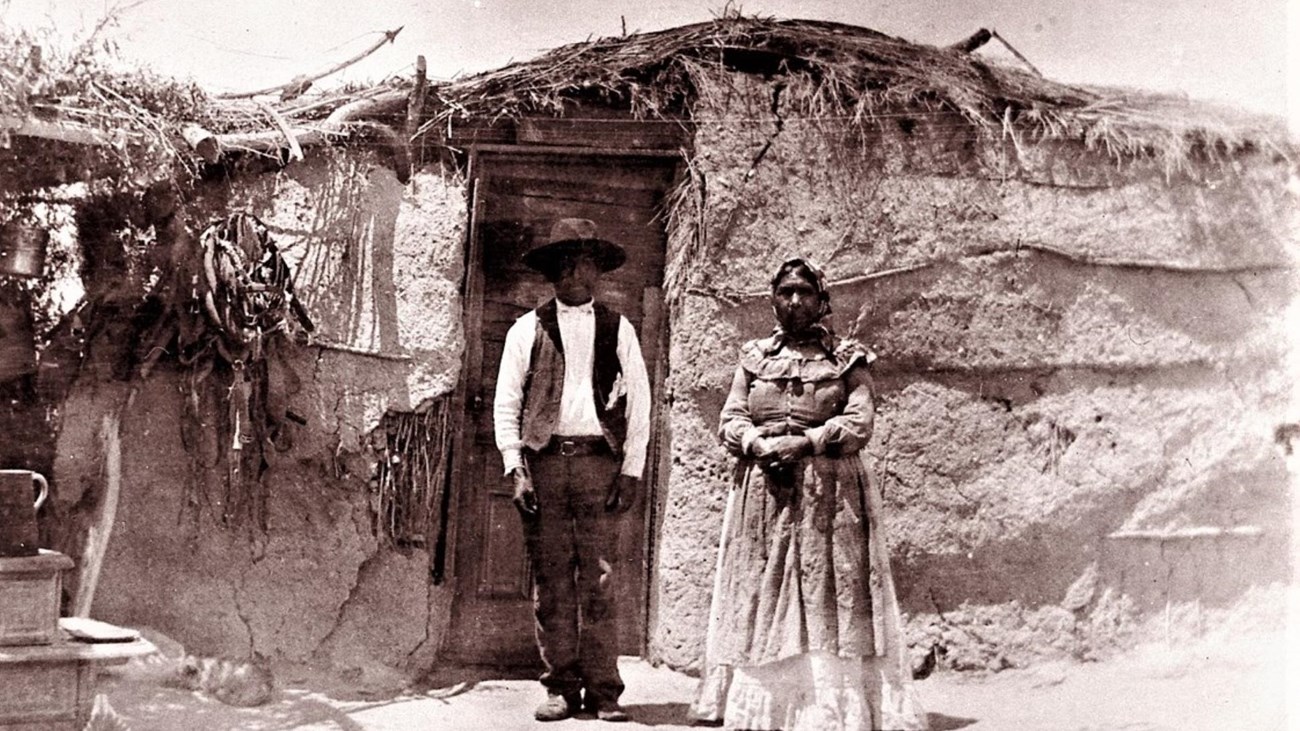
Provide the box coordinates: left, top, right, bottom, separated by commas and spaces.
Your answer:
51, 149, 468, 686
33, 81, 1294, 681
649, 77, 1297, 671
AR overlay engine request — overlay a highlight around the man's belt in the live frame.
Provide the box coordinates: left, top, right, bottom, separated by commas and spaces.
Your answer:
533, 435, 611, 457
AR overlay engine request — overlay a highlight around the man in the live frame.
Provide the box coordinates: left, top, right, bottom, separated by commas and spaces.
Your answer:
493, 218, 652, 723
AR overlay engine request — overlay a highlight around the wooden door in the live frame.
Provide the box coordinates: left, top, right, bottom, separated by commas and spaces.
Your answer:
445, 148, 678, 666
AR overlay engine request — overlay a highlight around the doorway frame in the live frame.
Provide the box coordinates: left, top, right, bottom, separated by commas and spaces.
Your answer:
440, 143, 682, 663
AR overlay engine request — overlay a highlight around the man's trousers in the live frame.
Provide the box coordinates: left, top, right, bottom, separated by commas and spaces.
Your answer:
521, 444, 625, 705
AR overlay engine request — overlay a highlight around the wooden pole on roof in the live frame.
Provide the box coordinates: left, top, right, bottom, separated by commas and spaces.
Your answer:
405, 55, 428, 170
214, 26, 405, 100
255, 101, 305, 162
181, 124, 220, 163
947, 28, 1043, 78
0, 114, 124, 147
948, 28, 992, 53
406, 55, 428, 131
990, 30, 1043, 77
206, 90, 406, 156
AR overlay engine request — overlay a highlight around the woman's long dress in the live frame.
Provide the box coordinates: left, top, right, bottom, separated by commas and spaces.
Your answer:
690, 333, 924, 731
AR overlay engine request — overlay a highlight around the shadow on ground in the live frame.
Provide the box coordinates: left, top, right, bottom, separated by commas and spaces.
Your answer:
927, 711, 978, 730
620, 702, 694, 726
101, 678, 414, 731
413, 663, 538, 689
100, 636, 1284, 731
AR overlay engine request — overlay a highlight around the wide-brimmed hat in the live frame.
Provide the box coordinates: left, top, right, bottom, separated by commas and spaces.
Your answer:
522, 218, 626, 274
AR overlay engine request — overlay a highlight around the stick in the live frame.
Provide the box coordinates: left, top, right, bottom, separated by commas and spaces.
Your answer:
0, 114, 125, 147
214, 27, 404, 100
404, 55, 428, 173
308, 337, 413, 361
1106, 526, 1264, 540
72, 0, 151, 60
73, 411, 123, 617
989, 30, 1043, 78
406, 55, 428, 139
255, 101, 305, 162
948, 28, 992, 53
684, 244, 1293, 302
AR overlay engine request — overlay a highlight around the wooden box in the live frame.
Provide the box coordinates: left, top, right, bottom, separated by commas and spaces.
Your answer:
0, 656, 94, 730
0, 551, 73, 646
0, 631, 155, 731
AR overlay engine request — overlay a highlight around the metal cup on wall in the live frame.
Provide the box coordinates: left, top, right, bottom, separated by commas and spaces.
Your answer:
0, 223, 48, 279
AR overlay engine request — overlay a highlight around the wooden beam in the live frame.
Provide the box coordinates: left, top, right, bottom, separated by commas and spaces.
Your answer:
1107, 526, 1264, 540
0, 114, 127, 147
209, 91, 407, 156
406, 55, 429, 140
471, 143, 684, 159
948, 28, 992, 53
181, 124, 220, 163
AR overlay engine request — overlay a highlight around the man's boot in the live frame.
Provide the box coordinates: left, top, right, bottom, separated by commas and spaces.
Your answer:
586, 697, 630, 723
534, 691, 583, 722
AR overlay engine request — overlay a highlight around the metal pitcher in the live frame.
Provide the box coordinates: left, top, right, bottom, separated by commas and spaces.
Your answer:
0, 469, 48, 557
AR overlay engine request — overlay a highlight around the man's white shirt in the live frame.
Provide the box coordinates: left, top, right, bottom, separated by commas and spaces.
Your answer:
494, 299, 651, 478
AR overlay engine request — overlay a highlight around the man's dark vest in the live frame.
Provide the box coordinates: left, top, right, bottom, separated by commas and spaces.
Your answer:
520, 299, 628, 455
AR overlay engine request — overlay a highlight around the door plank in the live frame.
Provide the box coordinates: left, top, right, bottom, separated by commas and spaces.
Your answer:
480, 489, 530, 598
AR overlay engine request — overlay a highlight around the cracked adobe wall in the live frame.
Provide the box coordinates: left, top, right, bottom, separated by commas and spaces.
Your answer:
55, 149, 467, 680
649, 74, 1297, 670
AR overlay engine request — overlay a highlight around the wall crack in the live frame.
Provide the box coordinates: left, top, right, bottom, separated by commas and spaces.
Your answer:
403, 580, 435, 667
234, 559, 258, 658
746, 82, 786, 179
710, 82, 787, 257
311, 549, 378, 658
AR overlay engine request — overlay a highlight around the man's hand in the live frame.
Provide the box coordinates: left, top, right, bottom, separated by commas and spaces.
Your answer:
511, 467, 538, 517
752, 435, 813, 465
604, 474, 638, 514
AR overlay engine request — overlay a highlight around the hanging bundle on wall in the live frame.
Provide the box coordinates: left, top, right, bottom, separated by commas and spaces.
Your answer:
193, 212, 314, 365
138, 212, 314, 529
371, 398, 453, 549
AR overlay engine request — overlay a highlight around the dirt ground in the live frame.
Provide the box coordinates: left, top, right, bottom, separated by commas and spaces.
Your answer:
96, 626, 1291, 731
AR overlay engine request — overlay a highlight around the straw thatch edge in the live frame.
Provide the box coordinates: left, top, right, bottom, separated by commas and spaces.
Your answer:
2, 15, 1292, 194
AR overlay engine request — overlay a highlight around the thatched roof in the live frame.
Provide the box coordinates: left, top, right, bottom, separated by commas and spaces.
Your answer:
1, 15, 1291, 193
437, 19, 1109, 120
425, 17, 1287, 163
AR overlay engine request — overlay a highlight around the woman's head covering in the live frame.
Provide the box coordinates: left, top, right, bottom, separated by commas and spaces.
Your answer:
767, 257, 835, 353
749, 257, 877, 366
771, 256, 833, 321
770, 257, 831, 318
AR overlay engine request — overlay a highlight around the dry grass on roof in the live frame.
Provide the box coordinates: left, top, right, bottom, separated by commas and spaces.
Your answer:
437, 17, 1091, 119
430, 16, 1289, 165
2, 14, 1292, 188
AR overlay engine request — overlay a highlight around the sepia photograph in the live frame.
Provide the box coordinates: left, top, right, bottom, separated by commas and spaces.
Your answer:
0, 0, 1293, 728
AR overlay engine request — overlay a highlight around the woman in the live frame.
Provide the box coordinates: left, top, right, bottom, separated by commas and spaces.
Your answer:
690, 259, 923, 731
